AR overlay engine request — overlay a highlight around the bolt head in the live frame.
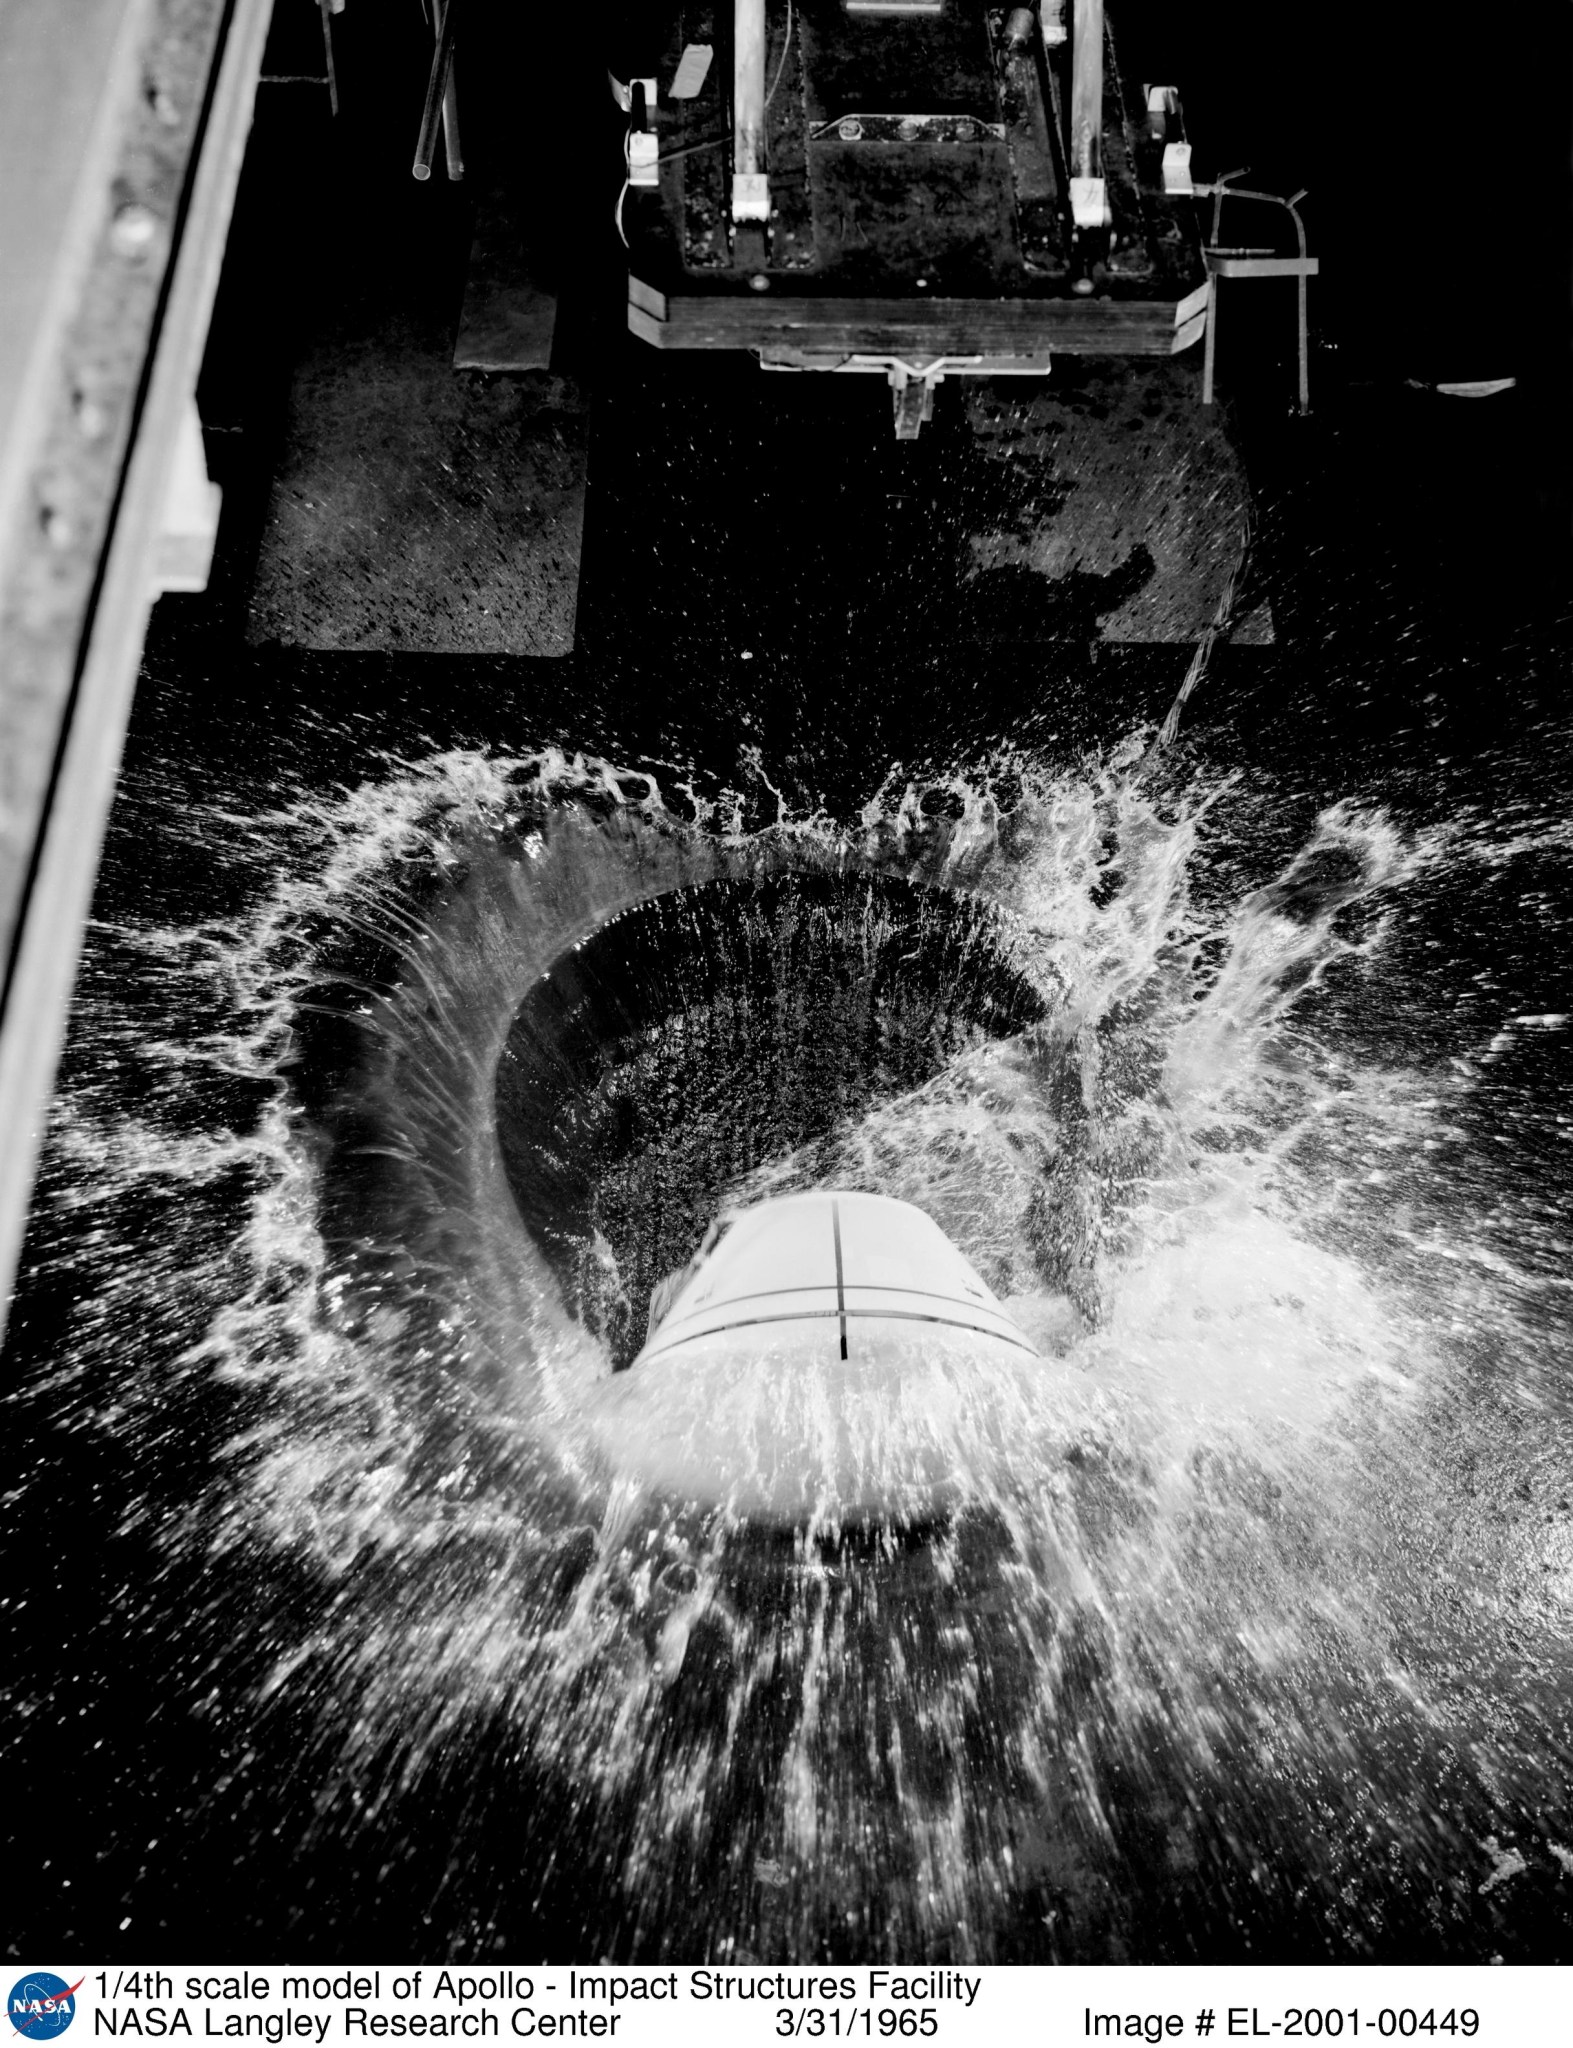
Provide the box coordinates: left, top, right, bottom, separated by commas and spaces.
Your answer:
110, 203, 158, 256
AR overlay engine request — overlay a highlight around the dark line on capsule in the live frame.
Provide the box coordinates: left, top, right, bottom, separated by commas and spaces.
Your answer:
831, 1198, 848, 1360
661, 1276, 994, 1323
636, 1305, 1041, 1366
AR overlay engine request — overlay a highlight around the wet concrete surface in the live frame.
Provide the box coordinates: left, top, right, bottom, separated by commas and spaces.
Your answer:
246, 332, 587, 655
960, 363, 1272, 644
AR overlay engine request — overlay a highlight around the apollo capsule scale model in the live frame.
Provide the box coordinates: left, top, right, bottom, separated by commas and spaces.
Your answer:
590, 1190, 1043, 1521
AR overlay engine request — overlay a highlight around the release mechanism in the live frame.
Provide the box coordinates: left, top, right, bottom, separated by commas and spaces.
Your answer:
732, 171, 770, 221
1070, 176, 1110, 228
1162, 141, 1193, 195
630, 131, 660, 187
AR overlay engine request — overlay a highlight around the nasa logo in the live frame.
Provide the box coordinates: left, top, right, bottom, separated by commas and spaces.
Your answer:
8, 1977, 83, 2040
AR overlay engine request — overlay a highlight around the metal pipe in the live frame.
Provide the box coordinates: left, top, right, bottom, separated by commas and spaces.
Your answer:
732, 0, 769, 217
1287, 187, 1309, 410
1071, 0, 1102, 180
735, 0, 766, 173
1196, 180, 1314, 412
434, 0, 463, 181
413, 0, 458, 181
317, 0, 338, 116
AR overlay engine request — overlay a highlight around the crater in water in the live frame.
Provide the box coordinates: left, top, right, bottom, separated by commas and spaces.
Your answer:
14, 739, 1573, 1961
496, 872, 1050, 1366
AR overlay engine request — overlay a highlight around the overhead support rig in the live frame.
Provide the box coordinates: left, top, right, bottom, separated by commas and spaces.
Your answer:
617, 0, 1212, 432
617, 0, 1314, 429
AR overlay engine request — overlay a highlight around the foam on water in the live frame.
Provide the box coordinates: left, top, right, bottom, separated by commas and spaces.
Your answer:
22, 733, 1573, 1957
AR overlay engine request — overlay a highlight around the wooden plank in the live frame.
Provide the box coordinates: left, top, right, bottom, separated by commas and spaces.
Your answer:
629, 302, 668, 348
1095, 8, 1148, 267
454, 189, 558, 371
1171, 309, 1206, 353
807, 140, 1023, 290
1206, 254, 1320, 278
649, 291, 1183, 354
796, 0, 1000, 125
759, 0, 816, 272
994, 29, 1068, 275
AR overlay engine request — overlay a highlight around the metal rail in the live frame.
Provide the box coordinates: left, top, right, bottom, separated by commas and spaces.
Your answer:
0, 0, 274, 1343
1195, 174, 1318, 410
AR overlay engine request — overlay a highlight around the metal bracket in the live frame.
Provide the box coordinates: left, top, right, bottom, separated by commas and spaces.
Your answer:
1161, 141, 1193, 195
608, 72, 658, 115
629, 131, 659, 187
758, 352, 1054, 438
1069, 175, 1110, 228
1195, 176, 1317, 410
814, 111, 1006, 144
732, 171, 770, 221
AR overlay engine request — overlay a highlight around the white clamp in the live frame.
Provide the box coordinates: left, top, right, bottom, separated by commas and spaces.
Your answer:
732, 172, 770, 222
609, 72, 658, 114
1070, 176, 1110, 229
629, 131, 660, 188
1162, 141, 1193, 195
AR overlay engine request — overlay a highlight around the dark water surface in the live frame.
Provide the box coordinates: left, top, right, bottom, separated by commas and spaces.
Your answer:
4, 1, 1573, 1966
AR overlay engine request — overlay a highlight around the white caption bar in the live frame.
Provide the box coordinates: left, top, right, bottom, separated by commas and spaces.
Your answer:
11, 1967, 1563, 2048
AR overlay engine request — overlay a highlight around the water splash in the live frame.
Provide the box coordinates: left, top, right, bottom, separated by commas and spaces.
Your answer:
17, 733, 1573, 1958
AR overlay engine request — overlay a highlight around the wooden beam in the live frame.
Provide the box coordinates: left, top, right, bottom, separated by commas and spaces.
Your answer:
1205, 254, 1321, 278
630, 288, 1191, 355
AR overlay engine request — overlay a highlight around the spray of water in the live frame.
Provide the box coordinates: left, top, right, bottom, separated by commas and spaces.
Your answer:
19, 731, 1573, 1958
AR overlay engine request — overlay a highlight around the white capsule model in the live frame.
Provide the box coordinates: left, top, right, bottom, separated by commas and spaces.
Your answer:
588, 1190, 1042, 1521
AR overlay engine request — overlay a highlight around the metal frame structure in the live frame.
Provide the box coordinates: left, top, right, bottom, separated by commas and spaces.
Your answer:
0, 0, 275, 1340
623, 0, 1209, 426
1198, 175, 1318, 410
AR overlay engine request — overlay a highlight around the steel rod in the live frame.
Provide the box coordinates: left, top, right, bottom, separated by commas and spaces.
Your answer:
413, 0, 458, 181
1071, 0, 1103, 179
317, 0, 338, 116
734, 0, 766, 179
434, 0, 462, 180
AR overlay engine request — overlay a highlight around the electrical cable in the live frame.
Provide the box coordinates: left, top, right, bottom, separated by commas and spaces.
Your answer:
658, 132, 731, 163
1146, 507, 1257, 756
765, 0, 794, 109
615, 124, 631, 246
761, 0, 794, 170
